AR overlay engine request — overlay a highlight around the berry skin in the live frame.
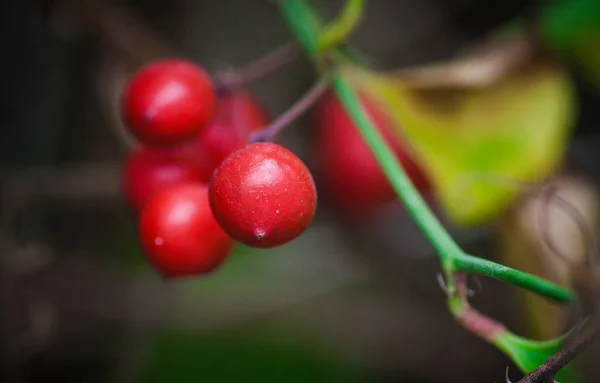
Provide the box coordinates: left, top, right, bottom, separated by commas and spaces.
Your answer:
122, 59, 215, 145
193, 89, 268, 173
138, 183, 234, 278
123, 146, 212, 212
311, 91, 430, 219
209, 142, 317, 248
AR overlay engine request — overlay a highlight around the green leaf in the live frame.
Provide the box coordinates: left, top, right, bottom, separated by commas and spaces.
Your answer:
345, 54, 576, 226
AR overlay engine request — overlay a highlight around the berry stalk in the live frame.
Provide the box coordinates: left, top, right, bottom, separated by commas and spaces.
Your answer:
278, 0, 573, 303
249, 77, 330, 143
213, 42, 300, 91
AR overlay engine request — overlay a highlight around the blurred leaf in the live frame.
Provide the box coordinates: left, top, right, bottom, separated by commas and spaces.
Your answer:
344, 49, 575, 226
540, 0, 600, 53
507, 0, 600, 88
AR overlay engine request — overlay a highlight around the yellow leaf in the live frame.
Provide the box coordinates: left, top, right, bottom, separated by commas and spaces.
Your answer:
344, 50, 576, 226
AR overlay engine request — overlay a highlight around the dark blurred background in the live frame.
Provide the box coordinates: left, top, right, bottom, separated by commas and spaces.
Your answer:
1, 0, 599, 382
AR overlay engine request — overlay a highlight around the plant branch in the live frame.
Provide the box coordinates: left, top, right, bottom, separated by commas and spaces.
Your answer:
249, 77, 329, 143
53, 1, 175, 67
517, 322, 599, 383
278, 0, 580, 378
213, 42, 301, 90
453, 254, 574, 304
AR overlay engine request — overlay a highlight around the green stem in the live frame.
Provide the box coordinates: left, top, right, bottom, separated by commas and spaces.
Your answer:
277, 0, 574, 304
280, 0, 462, 261
331, 77, 463, 261
278, 0, 322, 57
455, 254, 574, 303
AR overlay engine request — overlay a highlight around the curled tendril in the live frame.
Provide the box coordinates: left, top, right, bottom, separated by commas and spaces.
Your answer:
537, 184, 598, 270
451, 171, 598, 271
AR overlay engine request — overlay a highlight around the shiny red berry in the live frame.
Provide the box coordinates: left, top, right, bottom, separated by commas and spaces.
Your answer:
209, 142, 317, 248
311, 91, 430, 219
123, 146, 212, 212
122, 59, 215, 145
138, 183, 234, 278
193, 89, 268, 173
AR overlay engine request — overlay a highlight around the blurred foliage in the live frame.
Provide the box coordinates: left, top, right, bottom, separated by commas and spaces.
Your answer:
519, 0, 600, 89
135, 326, 363, 383
351, 54, 574, 226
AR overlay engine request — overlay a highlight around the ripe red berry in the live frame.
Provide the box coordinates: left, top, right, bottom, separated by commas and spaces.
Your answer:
123, 146, 212, 212
209, 142, 317, 248
122, 59, 215, 145
193, 89, 268, 173
138, 183, 234, 278
311, 91, 430, 219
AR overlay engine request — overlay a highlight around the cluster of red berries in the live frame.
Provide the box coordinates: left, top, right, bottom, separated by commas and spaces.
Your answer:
120, 59, 317, 279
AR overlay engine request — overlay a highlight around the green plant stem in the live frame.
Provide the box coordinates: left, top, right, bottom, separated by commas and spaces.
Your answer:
331, 77, 463, 260
279, 0, 321, 57
455, 254, 574, 303
277, 0, 574, 305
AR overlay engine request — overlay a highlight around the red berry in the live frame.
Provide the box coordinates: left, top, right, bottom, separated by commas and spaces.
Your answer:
311, 91, 430, 219
123, 146, 212, 212
193, 89, 268, 173
122, 59, 215, 145
209, 142, 317, 248
138, 183, 234, 278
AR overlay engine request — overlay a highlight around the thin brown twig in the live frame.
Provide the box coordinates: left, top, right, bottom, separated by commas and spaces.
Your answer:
517, 321, 599, 383
213, 42, 301, 90
88, 4, 175, 66
47, 1, 175, 67
249, 77, 330, 143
